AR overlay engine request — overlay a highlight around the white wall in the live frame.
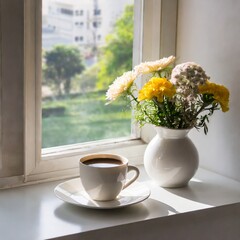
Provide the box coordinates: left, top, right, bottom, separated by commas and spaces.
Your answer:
176, 0, 240, 181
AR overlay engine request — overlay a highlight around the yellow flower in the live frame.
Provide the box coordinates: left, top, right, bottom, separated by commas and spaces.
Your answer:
134, 56, 175, 75
198, 81, 230, 112
138, 77, 176, 102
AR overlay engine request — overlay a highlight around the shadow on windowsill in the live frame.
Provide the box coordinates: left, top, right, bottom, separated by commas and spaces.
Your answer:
54, 198, 178, 229
163, 180, 240, 207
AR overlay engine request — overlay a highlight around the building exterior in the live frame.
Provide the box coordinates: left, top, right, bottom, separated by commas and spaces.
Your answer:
44, 0, 133, 52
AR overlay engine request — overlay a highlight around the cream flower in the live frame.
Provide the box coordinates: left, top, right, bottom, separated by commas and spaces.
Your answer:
134, 56, 175, 75
106, 71, 137, 102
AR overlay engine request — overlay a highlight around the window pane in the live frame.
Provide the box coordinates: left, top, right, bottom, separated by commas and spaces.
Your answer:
42, 0, 134, 148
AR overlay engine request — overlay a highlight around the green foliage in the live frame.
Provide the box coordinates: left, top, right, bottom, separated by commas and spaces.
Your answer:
42, 91, 131, 148
43, 45, 85, 96
134, 93, 221, 134
195, 95, 219, 134
97, 5, 134, 89
73, 64, 99, 93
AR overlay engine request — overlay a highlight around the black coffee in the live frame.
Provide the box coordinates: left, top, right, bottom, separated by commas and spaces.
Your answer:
84, 158, 123, 168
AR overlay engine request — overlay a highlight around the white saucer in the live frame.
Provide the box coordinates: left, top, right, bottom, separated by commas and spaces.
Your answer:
54, 178, 151, 209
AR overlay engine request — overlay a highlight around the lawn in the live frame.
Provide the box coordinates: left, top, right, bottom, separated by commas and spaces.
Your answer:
42, 91, 132, 148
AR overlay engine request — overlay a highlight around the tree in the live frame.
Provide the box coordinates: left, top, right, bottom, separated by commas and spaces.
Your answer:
74, 64, 99, 93
43, 45, 85, 96
97, 5, 133, 89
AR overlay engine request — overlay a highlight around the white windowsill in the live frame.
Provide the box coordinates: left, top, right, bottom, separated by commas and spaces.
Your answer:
0, 165, 240, 240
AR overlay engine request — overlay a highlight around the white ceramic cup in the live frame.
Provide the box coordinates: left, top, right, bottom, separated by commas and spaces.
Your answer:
79, 153, 140, 201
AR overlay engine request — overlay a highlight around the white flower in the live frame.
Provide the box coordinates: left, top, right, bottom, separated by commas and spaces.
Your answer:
170, 62, 209, 98
106, 71, 136, 102
134, 56, 175, 75
171, 62, 209, 86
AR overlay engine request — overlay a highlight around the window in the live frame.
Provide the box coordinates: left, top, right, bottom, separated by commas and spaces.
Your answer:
93, 21, 101, 28
60, 8, 73, 16
42, 0, 134, 149
75, 22, 84, 27
75, 36, 84, 42
94, 9, 101, 16
0, 0, 177, 187
75, 10, 84, 16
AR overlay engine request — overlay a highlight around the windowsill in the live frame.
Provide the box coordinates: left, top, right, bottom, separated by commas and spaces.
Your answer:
1, 166, 240, 240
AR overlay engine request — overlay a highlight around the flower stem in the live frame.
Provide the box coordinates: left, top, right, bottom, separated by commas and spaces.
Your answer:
153, 97, 173, 128
128, 91, 139, 104
193, 103, 211, 119
129, 91, 157, 125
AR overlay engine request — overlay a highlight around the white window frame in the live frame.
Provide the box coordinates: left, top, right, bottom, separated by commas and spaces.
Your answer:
0, 0, 177, 187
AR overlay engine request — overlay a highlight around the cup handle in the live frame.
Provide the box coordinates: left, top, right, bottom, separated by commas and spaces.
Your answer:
123, 165, 140, 189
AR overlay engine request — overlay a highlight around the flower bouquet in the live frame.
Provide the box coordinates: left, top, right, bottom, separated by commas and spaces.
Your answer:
106, 56, 229, 134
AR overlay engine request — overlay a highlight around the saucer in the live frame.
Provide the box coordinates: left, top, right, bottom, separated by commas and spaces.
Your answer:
54, 178, 151, 209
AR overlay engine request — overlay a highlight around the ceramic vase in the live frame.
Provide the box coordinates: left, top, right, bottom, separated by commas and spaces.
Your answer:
144, 126, 199, 188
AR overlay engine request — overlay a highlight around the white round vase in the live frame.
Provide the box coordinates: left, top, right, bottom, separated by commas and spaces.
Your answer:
144, 126, 199, 188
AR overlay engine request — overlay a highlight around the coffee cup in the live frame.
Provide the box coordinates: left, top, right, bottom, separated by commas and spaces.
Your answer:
79, 153, 140, 201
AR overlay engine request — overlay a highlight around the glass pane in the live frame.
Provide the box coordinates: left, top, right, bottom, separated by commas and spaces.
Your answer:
42, 0, 134, 148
